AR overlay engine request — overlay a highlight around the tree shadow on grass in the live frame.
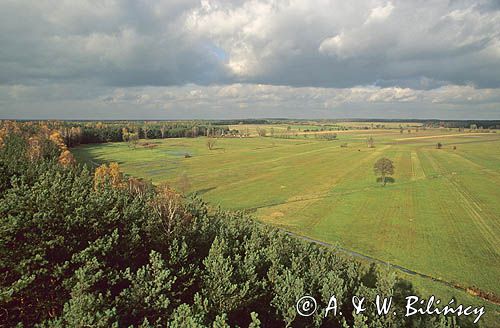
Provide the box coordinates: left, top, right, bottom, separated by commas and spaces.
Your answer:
194, 186, 217, 195
376, 177, 396, 184
209, 147, 226, 152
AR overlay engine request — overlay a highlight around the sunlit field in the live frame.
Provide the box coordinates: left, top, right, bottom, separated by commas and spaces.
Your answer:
74, 127, 500, 299
228, 121, 424, 136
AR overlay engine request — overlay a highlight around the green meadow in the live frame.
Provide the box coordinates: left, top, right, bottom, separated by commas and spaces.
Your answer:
74, 128, 500, 302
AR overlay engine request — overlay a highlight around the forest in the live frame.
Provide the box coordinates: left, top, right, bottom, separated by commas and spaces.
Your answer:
31, 121, 232, 146
0, 121, 472, 327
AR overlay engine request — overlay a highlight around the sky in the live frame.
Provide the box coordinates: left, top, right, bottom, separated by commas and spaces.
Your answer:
0, 0, 499, 120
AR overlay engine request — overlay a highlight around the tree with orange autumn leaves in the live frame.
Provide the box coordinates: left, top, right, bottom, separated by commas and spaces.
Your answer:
0, 121, 76, 167
93, 162, 125, 190
93, 162, 152, 199
93, 162, 186, 236
49, 130, 76, 167
0, 120, 21, 147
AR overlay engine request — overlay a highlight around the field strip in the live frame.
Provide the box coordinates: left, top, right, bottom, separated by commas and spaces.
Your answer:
395, 133, 493, 141
428, 150, 500, 252
280, 229, 500, 305
254, 161, 451, 214
177, 141, 336, 184
432, 176, 476, 269
305, 145, 392, 229
434, 151, 500, 233
202, 142, 382, 196
410, 151, 426, 181
425, 150, 500, 256
444, 138, 500, 146
420, 150, 500, 262
250, 174, 436, 212
406, 177, 418, 247
446, 151, 500, 183
197, 141, 338, 176
299, 129, 399, 135
253, 142, 344, 164
448, 178, 500, 249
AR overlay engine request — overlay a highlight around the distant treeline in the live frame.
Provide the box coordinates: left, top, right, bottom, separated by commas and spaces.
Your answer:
0, 121, 465, 327
7, 119, 499, 149
270, 119, 500, 129
208, 118, 500, 129
430, 120, 500, 129
23, 121, 232, 147
211, 119, 268, 125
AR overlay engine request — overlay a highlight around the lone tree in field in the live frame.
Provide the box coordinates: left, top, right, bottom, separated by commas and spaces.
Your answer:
142, 125, 150, 139
128, 132, 139, 149
160, 125, 167, 138
436, 142, 443, 149
257, 127, 267, 137
367, 136, 375, 148
374, 158, 394, 186
206, 138, 216, 150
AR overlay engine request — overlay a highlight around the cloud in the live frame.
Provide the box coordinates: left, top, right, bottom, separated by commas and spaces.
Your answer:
0, 0, 230, 86
1, 0, 498, 89
0, 0, 499, 118
2, 82, 499, 119
188, 0, 500, 88
365, 1, 395, 24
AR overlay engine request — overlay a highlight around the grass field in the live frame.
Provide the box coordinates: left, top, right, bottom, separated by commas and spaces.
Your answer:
73, 128, 500, 305
228, 121, 424, 136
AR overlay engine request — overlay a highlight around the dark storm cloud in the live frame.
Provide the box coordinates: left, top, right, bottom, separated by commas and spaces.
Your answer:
0, 0, 231, 87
